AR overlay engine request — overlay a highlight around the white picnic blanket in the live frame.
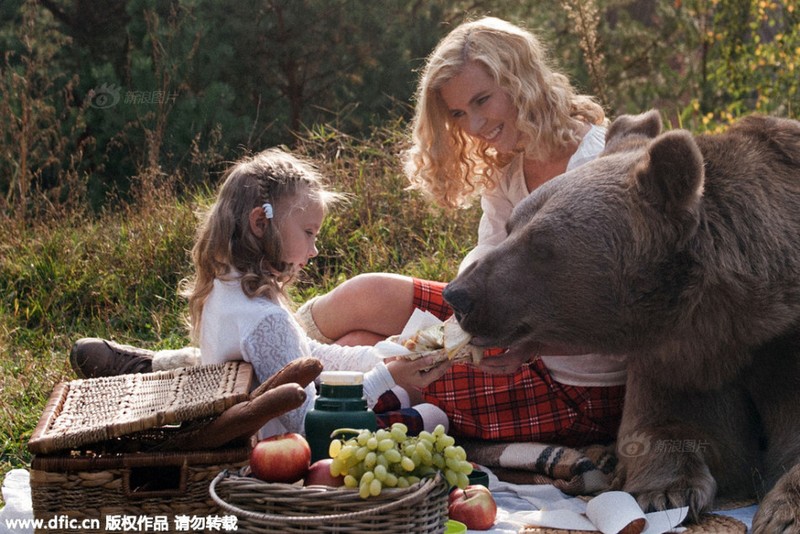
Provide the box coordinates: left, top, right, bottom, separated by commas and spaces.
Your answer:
0, 470, 32, 534
0, 467, 757, 534
472, 467, 756, 533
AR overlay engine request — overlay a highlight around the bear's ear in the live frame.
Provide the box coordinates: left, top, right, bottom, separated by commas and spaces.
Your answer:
634, 129, 704, 223
604, 110, 662, 154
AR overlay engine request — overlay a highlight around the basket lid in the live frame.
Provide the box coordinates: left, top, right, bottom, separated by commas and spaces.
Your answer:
28, 361, 253, 454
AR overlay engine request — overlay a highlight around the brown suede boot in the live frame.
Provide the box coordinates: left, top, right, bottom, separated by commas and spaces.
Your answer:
69, 338, 154, 378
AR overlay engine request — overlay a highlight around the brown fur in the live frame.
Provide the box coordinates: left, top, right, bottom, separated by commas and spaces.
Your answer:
444, 111, 800, 532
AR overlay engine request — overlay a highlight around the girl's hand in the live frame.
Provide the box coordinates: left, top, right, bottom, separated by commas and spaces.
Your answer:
385, 355, 452, 391
477, 349, 532, 375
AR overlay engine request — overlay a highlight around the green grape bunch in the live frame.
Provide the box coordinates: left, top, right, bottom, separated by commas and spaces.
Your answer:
327, 423, 473, 499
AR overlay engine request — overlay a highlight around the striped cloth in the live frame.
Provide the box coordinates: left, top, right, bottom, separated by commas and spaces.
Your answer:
460, 439, 617, 496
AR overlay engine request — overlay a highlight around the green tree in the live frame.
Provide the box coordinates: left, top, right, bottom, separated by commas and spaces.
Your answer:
0, 0, 91, 219
3, 0, 798, 217
691, 0, 799, 128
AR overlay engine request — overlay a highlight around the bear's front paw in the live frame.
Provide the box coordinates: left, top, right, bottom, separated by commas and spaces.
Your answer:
633, 483, 715, 521
623, 455, 716, 521
752, 464, 800, 534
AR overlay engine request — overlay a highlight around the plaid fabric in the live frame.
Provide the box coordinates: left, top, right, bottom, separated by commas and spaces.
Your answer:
373, 390, 425, 435
412, 278, 625, 446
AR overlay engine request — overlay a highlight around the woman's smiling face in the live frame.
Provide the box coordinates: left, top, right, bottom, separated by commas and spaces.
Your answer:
439, 61, 521, 154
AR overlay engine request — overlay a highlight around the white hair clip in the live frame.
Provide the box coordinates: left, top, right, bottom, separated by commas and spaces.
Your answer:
262, 202, 274, 219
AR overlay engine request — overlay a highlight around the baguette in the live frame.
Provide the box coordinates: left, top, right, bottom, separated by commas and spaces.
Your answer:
250, 356, 323, 399
171, 382, 307, 450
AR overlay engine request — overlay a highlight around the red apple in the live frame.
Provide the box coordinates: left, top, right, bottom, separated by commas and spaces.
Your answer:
448, 485, 497, 530
303, 458, 345, 487
249, 433, 311, 483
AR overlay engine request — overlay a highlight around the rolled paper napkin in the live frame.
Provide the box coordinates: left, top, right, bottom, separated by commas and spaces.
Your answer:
515, 490, 689, 534
586, 491, 646, 533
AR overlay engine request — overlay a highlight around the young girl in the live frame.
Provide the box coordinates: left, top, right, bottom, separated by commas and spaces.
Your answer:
296, 17, 627, 446
71, 148, 450, 437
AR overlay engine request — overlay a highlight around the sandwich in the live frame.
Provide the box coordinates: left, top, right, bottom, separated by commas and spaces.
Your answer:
388, 316, 482, 370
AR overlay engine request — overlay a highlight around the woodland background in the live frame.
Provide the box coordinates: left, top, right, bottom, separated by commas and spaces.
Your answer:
1, 0, 798, 495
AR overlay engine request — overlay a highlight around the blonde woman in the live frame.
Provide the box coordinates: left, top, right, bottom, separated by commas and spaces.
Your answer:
298, 17, 626, 445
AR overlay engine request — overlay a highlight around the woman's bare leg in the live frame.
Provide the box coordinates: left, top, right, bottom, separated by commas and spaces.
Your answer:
300, 273, 416, 346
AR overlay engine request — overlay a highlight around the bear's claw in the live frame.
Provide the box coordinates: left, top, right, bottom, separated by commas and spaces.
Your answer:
751, 464, 800, 534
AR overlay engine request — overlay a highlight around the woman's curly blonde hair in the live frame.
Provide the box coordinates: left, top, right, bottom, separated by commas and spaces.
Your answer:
404, 17, 606, 209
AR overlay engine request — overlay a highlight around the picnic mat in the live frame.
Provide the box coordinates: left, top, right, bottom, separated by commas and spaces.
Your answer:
459, 439, 755, 533
0, 463, 758, 534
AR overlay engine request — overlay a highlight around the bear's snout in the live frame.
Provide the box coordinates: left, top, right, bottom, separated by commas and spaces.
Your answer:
442, 284, 473, 321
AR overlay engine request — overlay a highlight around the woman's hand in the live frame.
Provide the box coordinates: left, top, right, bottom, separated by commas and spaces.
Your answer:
385, 355, 452, 391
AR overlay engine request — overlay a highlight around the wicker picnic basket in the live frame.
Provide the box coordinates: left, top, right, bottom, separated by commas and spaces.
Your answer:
27, 361, 255, 533
209, 469, 450, 533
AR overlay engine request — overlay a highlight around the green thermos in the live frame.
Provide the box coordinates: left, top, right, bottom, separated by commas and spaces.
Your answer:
304, 371, 377, 463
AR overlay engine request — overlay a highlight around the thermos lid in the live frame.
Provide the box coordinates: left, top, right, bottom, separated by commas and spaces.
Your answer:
319, 371, 364, 386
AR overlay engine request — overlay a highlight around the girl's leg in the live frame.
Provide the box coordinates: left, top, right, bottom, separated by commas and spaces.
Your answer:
298, 273, 416, 346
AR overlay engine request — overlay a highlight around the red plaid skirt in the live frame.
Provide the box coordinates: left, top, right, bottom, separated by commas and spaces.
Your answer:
408, 278, 624, 446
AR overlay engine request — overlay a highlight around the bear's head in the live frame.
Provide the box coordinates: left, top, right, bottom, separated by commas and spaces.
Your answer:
444, 110, 706, 356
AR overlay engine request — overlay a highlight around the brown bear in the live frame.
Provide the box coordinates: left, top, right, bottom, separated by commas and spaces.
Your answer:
443, 110, 800, 532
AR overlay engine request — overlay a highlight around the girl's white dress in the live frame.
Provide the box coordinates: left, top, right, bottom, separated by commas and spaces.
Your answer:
200, 274, 396, 436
